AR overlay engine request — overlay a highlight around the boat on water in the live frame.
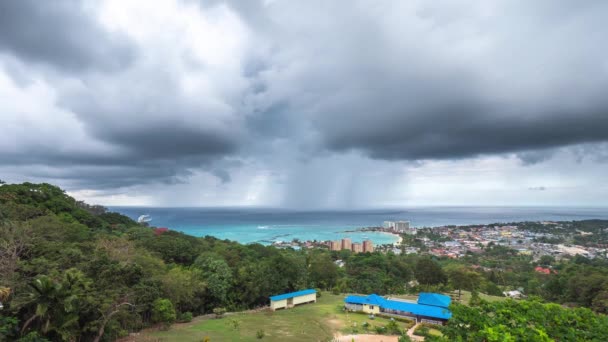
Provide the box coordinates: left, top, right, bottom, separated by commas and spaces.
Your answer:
137, 214, 152, 223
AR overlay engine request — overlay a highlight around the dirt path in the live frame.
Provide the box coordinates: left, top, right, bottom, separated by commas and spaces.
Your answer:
334, 334, 399, 342
406, 322, 424, 341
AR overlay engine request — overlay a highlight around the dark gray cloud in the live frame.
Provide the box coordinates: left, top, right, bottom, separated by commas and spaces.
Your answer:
0, 0, 134, 72
2, 0, 608, 205
227, 0, 608, 162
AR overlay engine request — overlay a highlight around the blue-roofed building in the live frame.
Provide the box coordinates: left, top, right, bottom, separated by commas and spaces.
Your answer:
344, 293, 452, 325
417, 293, 451, 308
269, 289, 317, 310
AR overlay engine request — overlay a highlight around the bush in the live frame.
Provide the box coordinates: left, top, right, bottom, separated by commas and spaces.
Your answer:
385, 319, 402, 335
152, 298, 176, 330
413, 323, 437, 337
362, 321, 370, 332
177, 311, 193, 323
213, 307, 226, 318
374, 326, 386, 334
256, 329, 265, 339
332, 287, 340, 295
315, 288, 322, 298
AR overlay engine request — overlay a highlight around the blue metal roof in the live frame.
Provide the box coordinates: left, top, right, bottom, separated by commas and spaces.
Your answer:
382, 299, 452, 320
269, 289, 316, 301
344, 294, 386, 306
417, 293, 451, 308
344, 293, 452, 320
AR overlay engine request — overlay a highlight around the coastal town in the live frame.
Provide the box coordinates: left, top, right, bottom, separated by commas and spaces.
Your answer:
271, 220, 608, 260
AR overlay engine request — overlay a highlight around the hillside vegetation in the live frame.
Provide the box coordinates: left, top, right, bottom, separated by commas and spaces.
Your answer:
1, 182, 608, 341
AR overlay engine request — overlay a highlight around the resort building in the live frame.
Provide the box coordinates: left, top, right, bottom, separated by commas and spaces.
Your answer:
341, 238, 352, 250
395, 221, 410, 231
383, 221, 413, 233
330, 240, 341, 251
383, 221, 395, 229
351, 242, 363, 253
344, 292, 452, 325
363, 239, 374, 253
270, 289, 317, 310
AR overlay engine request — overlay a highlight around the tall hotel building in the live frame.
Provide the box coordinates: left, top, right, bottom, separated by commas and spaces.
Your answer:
351, 242, 363, 253
341, 238, 352, 250
363, 239, 374, 253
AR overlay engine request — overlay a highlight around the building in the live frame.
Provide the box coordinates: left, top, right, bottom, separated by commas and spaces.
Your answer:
270, 289, 317, 310
363, 239, 374, 253
330, 240, 341, 251
503, 290, 523, 299
352, 242, 363, 253
383, 221, 395, 229
394, 221, 410, 232
344, 293, 452, 325
341, 238, 352, 250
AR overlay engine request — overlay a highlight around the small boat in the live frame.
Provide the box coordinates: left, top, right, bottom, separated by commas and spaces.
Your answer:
137, 215, 152, 223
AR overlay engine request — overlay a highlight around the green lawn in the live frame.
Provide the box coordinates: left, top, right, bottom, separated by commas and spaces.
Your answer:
136, 293, 413, 342
452, 290, 506, 304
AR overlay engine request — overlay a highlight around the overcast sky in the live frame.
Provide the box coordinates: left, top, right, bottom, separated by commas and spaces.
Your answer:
1, 0, 608, 208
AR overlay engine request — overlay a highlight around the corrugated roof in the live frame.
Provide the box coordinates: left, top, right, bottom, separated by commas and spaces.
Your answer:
417, 293, 451, 308
382, 299, 452, 320
344, 294, 386, 306
269, 289, 316, 301
344, 293, 452, 320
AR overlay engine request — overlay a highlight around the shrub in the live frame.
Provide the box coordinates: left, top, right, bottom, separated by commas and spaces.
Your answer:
413, 323, 437, 337
256, 329, 265, 339
374, 326, 386, 334
151, 298, 176, 330
229, 319, 240, 331
385, 319, 402, 335
177, 311, 193, 323
332, 287, 340, 295
315, 288, 322, 298
362, 321, 370, 332
213, 307, 226, 318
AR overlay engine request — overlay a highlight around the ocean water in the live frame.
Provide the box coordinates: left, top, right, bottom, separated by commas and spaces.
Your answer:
111, 207, 608, 245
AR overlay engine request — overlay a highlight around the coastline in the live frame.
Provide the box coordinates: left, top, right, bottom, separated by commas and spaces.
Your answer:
388, 231, 402, 246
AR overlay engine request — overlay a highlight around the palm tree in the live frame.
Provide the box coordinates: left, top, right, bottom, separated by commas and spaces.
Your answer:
21, 276, 57, 335
21, 271, 88, 340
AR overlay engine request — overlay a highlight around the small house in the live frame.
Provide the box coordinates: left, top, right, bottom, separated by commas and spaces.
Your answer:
269, 289, 317, 310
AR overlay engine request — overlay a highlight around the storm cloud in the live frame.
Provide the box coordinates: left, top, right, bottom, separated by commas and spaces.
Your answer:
0, 0, 135, 72
1, 0, 608, 207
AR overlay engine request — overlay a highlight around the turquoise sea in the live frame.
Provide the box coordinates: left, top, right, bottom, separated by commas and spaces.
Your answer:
111, 207, 608, 246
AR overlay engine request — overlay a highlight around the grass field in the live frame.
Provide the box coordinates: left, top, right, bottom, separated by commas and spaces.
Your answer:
132, 293, 414, 342
131, 291, 506, 341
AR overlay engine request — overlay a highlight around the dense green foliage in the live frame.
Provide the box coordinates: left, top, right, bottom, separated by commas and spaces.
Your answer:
435, 299, 608, 341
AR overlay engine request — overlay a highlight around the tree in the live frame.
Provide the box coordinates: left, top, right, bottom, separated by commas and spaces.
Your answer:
446, 266, 482, 302
192, 254, 232, 306
152, 299, 176, 330
21, 270, 90, 341
161, 267, 206, 313
93, 301, 135, 342
308, 252, 338, 289
414, 258, 447, 289
539, 255, 555, 266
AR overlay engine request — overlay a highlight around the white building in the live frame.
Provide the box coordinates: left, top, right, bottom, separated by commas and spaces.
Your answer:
394, 221, 410, 232
383, 221, 395, 229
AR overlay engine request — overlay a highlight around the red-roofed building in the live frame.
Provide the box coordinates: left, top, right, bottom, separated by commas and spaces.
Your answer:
535, 266, 557, 275
154, 227, 169, 236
